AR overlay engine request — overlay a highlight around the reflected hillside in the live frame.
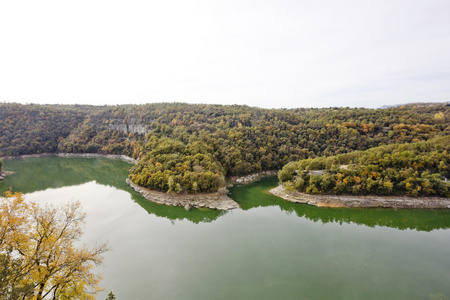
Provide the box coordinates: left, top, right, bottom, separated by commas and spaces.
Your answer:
0, 157, 132, 193
230, 177, 450, 232
0, 157, 225, 224
128, 193, 226, 224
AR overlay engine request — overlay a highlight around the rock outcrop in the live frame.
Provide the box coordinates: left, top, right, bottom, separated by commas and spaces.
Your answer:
127, 179, 240, 210
0, 170, 14, 181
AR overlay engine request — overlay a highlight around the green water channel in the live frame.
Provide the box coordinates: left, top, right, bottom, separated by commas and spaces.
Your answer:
1, 157, 450, 300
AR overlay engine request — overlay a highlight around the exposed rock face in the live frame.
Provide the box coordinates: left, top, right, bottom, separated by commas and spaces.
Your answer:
229, 170, 278, 185
106, 123, 149, 135
308, 170, 326, 176
95, 118, 153, 135
127, 179, 240, 210
269, 184, 450, 209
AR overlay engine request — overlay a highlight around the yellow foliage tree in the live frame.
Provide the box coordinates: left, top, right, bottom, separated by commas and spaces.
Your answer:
434, 112, 445, 120
0, 192, 107, 300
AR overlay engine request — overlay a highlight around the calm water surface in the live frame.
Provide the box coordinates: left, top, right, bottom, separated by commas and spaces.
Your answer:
1, 157, 450, 300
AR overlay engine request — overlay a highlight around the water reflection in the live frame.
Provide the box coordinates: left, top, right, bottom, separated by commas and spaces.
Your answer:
0, 157, 226, 224
230, 177, 450, 232
2, 157, 449, 231
0, 157, 132, 193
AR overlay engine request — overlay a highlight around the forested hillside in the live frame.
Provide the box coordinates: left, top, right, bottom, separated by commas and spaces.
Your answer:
278, 136, 450, 197
0, 102, 449, 194
0, 104, 90, 155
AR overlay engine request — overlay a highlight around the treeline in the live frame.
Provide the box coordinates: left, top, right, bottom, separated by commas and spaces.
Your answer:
278, 136, 450, 197
0, 102, 449, 194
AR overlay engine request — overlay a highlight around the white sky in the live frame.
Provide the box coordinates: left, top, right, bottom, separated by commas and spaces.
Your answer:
0, 0, 449, 109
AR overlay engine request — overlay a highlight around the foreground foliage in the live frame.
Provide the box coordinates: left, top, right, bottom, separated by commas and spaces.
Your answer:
279, 137, 450, 197
0, 192, 107, 300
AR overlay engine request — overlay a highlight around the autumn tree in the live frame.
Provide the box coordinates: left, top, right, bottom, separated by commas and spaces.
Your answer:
0, 192, 33, 299
0, 192, 108, 300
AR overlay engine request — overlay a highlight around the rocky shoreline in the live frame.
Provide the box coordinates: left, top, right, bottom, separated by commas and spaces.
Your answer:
4, 153, 450, 210
0, 170, 14, 182
127, 169, 278, 211
1, 152, 244, 210
0, 153, 138, 164
269, 184, 450, 209
127, 179, 240, 210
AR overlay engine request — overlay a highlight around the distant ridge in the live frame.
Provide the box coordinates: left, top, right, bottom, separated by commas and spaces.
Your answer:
380, 101, 450, 109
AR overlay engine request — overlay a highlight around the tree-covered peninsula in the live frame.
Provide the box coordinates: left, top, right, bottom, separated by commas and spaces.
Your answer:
1, 102, 449, 196
278, 136, 450, 197
129, 136, 226, 193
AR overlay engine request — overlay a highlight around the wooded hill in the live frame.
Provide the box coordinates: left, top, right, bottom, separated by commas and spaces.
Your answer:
278, 136, 450, 197
0, 102, 449, 194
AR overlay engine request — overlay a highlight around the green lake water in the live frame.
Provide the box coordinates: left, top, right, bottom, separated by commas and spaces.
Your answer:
1, 157, 450, 300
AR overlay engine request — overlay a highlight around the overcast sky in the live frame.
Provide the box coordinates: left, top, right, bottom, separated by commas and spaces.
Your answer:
0, 0, 449, 109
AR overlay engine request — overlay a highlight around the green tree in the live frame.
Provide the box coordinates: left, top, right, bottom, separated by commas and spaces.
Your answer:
106, 291, 117, 300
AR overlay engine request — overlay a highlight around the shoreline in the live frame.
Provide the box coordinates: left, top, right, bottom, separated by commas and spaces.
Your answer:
269, 184, 450, 209
0, 170, 14, 181
127, 179, 240, 210
0, 153, 138, 164
5, 153, 449, 210
1, 153, 240, 210
1, 153, 269, 210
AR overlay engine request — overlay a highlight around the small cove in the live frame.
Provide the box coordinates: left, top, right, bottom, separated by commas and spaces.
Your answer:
1, 157, 450, 299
